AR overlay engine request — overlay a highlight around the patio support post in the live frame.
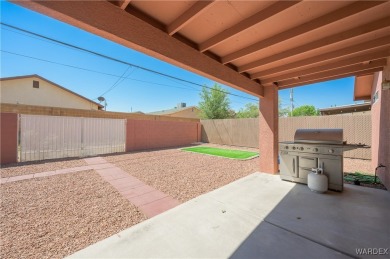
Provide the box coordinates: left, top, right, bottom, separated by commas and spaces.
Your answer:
0, 113, 18, 165
371, 58, 390, 190
259, 85, 279, 174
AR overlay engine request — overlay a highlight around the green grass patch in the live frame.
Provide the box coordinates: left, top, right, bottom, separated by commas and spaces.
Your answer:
182, 146, 258, 160
344, 172, 381, 184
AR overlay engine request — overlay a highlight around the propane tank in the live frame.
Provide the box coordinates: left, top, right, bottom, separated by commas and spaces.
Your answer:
308, 168, 328, 193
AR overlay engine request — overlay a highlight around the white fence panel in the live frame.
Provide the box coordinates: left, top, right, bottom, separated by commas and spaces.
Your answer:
20, 115, 126, 162
20, 115, 82, 162
82, 118, 126, 157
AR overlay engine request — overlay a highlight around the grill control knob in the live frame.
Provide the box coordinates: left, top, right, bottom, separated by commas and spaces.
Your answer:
328, 149, 334, 154
285, 146, 289, 150
292, 146, 296, 150
299, 147, 304, 151
313, 148, 319, 152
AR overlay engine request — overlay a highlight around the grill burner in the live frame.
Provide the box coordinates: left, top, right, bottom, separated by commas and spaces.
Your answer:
279, 128, 368, 192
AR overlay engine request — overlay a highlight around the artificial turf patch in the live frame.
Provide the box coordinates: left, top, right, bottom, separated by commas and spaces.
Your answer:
182, 146, 258, 160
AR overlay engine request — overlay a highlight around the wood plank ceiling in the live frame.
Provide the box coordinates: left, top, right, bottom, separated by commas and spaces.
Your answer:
14, 1, 390, 97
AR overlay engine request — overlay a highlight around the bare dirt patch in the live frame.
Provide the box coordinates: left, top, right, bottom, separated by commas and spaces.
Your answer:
107, 146, 258, 203
0, 170, 146, 259
0, 158, 87, 178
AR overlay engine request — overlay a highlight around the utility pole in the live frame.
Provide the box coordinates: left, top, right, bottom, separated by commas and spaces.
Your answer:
290, 88, 294, 116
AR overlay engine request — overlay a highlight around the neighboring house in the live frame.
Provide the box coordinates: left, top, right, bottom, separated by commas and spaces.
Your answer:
0, 74, 103, 110
319, 103, 371, 116
149, 103, 200, 119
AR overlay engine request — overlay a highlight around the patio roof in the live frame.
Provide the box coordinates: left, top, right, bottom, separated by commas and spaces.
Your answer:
13, 1, 390, 97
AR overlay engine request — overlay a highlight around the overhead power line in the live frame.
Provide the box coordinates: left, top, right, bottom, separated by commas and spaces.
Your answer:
1, 22, 259, 102
97, 66, 135, 98
0, 50, 202, 93
1, 50, 257, 107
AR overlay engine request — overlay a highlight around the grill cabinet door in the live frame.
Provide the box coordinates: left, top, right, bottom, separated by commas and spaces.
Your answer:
299, 156, 318, 168
318, 156, 343, 191
279, 151, 298, 178
298, 156, 318, 180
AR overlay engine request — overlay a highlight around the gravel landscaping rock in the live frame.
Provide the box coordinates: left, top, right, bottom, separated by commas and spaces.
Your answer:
108, 146, 259, 202
0, 170, 146, 259
107, 144, 374, 201
1, 144, 375, 259
1, 158, 87, 178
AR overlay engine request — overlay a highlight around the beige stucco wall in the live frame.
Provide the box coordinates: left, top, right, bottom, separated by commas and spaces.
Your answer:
167, 107, 200, 119
0, 77, 99, 110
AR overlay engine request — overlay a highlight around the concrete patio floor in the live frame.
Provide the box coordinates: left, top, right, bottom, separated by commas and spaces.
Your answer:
69, 173, 390, 259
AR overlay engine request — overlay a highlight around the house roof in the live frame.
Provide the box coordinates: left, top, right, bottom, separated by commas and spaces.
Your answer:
149, 106, 199, 116
319, 103, 371, 115
0, 74, 104, 109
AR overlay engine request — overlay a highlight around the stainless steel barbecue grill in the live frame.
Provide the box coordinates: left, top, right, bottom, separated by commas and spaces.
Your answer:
279, 128, 367, 192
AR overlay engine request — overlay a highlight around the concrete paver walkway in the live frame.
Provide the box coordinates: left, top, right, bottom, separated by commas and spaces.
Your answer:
69, 173, 390, 258
84, 157, 180, 217
0, 165, 93, 184
1, 156, 180, 218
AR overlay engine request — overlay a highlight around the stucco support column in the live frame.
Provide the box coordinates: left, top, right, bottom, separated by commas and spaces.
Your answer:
259, 86, 279, 174
371, 57, 390, 190
0, 113, 18, 165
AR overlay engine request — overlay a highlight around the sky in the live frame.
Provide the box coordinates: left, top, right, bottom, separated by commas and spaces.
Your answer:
1, 1, 361, 113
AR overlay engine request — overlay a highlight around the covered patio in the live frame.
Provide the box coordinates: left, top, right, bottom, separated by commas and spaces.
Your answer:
13, 0, 390, 188
10, 0, 390, 257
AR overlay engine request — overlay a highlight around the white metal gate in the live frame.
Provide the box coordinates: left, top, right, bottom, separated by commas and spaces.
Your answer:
82, 117, 126, 157
19, 115, 126, 162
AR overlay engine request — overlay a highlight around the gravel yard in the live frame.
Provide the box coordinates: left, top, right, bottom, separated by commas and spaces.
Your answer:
0, 158, 87, 178
0, 170, 146, 259
106, 146, 259, 202
105, 145, 375, 202
0, 144, 376, 258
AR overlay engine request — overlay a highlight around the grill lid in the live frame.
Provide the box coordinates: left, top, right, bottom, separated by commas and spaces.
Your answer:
294, 128, 343, 144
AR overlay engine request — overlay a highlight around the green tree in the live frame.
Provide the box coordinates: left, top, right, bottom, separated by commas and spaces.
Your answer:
236, 103, 259, 118
198, 83, 231, 119
292, 105, 319, 116
228, 109, 237, 118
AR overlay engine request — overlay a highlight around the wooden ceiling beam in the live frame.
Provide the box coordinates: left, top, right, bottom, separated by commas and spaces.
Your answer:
13, 0, 263, 97
277, 59, 387, 88
239, 17, 390, 72
258, 49, 390, 83
253, 35, 390, 78
120, 0, 131, 10
279, 68, 383, 90
198, 1, 300, 52
354, 74, 374, 101
222, 1, 386, 64
167, 0, 215, 36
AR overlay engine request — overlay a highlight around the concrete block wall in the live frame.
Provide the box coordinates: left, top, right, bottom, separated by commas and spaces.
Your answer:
0, 113, 201, 165
201, 115, 372, 160
0, 103, 199, 122
0, 113, 18, 164
126, 119, 201, 152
